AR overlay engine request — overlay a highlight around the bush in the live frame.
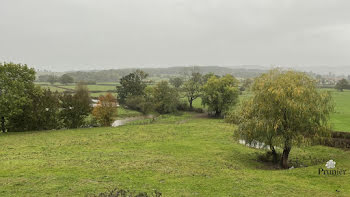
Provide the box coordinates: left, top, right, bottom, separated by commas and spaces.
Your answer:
125, 95, 154, 115
92, 93, 118, 126
176, 101, 190, 111
152, 81, 180, 114
224, 109, 239, 124
7, 87, 62, 131
83, 114, 100, 128
59, 83, 92, 128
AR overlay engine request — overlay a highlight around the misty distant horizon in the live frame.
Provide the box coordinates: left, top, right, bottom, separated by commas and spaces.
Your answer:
30, 64, 350, 77
1, 0, 350, 75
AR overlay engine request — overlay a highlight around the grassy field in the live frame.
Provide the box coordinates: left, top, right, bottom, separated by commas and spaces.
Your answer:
0, 113, 349, 196
329, 89, 350, 132
117, 107, 142, 118
36, 83, 117, 98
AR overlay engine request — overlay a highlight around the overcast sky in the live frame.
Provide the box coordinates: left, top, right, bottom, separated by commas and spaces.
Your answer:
1, 0, 350, 72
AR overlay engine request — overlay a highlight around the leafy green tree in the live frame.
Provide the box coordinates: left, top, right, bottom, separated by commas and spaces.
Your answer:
38, 89, 61, 129
202, 73, 219, 84
183, 72, 202, 109
335, 78, 349, 92
152, 81, 180, 114
0, 62, 36, 132
59, 74, 74, 85
10, 87, 61, 131
235, 69, 334, 168
201, 74, 239, 117
125, 86, 155, 114
60, 83, 92, 128
117, 70, 148, 104
169, 77, 184, 88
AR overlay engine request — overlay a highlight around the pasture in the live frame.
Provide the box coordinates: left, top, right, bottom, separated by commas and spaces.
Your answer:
1, 113, 350, 196
36, 83, 118, 98
329, 89, 350, 132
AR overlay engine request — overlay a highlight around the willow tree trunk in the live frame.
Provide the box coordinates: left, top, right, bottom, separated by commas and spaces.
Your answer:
270, 145, 278, 164
281, 146, 291, 169
189, 99, 193, 110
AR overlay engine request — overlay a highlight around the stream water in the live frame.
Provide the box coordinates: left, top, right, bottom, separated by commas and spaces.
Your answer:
111, 115, 154, 127
238, 139, 268, 149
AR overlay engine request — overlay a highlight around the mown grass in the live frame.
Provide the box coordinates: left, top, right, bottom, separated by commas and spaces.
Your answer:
0, 113, 349, 196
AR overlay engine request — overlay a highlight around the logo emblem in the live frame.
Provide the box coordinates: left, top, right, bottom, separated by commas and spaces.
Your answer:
325, 160, 336, 169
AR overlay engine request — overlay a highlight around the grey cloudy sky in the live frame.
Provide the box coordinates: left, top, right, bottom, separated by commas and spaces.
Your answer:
1, 0, 350, 71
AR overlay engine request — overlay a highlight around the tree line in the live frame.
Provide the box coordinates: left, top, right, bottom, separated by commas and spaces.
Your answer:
116, 70, 240, 117
37, 66, 265, 83
0, 63, 117, 132
335, 78, 350, 92
38, 74, 76, 85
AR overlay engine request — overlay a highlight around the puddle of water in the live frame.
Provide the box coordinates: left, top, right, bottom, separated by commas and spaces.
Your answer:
239, 139, 268, 149
112, 115, 154, 127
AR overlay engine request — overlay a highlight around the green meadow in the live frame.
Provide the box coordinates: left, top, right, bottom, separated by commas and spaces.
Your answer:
0, 113, 349, 196
329, 89, 350, 132
37, 83, 118, 98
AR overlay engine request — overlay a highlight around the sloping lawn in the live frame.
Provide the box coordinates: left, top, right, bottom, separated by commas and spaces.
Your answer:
0, 113, 349, 196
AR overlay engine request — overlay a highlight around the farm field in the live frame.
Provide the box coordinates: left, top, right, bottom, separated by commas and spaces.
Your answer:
36, 83, 118, 98
329, 89, 350, 132
0, 113, 349, 196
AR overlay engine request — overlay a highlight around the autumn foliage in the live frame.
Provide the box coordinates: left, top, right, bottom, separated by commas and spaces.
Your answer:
92, 93, 118, 126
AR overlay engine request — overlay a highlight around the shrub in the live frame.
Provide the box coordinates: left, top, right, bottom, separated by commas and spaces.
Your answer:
125, 95, 154, 115
59, 83, 92, 128
152, 81, 180, 114
176, 101, 190, 111
224, 109, 239, 124
92, 93, 118, 126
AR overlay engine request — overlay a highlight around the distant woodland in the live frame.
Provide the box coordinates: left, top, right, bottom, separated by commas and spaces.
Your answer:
37, 66, 267, 83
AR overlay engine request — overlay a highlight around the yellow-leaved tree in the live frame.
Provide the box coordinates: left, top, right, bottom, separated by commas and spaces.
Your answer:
92, 93, 118, 126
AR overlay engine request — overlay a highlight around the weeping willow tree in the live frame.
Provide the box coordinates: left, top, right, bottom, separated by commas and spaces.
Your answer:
235, 69, 334, 169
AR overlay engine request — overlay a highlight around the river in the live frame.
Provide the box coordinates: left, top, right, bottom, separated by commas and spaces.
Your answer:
111, 115, 154, 127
